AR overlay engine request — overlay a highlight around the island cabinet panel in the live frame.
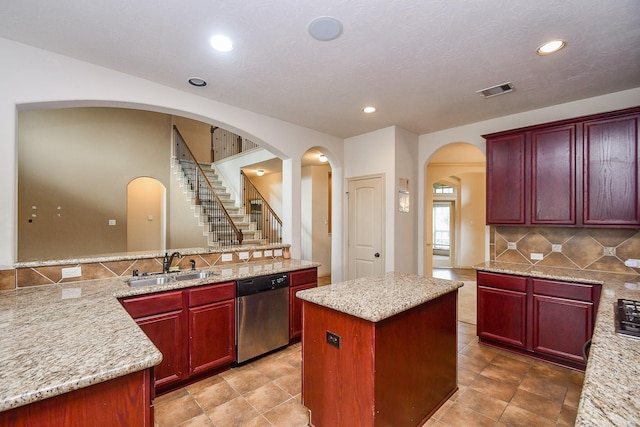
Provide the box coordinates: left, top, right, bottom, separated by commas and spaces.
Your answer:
583, 113, 640, 226
486, 133, 527, 225
302, 291, 457, 427
477, 272, 528, 348
477, 272, 601, 370
0, 369, 153, 427
188, 283, 236, 376
289, 268, 318, 342
531, 124, 576, 225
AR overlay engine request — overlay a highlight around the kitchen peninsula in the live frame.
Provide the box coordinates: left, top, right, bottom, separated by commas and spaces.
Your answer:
0, 257, 318, 426
297, 272, 462, 427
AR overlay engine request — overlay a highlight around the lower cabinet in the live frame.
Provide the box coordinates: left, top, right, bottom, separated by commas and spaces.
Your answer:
120, 281, 236, 393
289, 268, 318, 342
477, 271, 600, 370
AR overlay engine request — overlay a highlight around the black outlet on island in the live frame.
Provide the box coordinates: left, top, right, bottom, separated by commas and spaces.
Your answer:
326, 331, 341, 349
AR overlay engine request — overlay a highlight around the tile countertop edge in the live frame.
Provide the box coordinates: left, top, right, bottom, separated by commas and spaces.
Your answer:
473, 261, 640, 427
296, 271, 463, 322
0, 259, 320, 413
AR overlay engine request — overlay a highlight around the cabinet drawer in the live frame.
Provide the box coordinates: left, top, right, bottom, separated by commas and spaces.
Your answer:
187, 282, 235, 307
477, 272, 527, 293
290, 268, 317, 286
121, 290, 183, 319
532, 279, 596, 302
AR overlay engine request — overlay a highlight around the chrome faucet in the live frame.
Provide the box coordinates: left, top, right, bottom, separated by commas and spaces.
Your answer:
163, 251, 181, 274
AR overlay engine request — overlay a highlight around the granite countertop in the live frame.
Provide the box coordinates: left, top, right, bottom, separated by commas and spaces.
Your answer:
0, 259, 318, 413
296, 272, 463, 322
475, 261, 640, 426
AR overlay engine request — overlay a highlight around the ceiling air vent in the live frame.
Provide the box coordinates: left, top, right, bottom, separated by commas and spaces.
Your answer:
476, 82, 515, 98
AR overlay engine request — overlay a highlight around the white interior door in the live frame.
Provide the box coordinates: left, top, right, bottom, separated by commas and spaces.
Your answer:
347, 176, 384, 279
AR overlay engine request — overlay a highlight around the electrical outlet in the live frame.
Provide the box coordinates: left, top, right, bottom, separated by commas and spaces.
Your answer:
624, 259, 640, 268
264, 250, 273, 257
326, 331, 341, 349
221, 253, 233, 262
61, 266, 82, 278
274, 249, 283, 257
530, 253, 543, 260
238, 251, 250, 260
253, 251, 262, 258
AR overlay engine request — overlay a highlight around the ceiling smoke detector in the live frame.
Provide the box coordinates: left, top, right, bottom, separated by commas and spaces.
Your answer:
308, 16, 343, 41
476, 82, 515, 98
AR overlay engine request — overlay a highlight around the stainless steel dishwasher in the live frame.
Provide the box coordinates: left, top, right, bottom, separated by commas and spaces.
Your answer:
236, 272, 290, 363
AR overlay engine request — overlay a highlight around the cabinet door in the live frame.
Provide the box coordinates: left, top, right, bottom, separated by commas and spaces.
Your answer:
135, 311, 185, 389
583, 114, 640, 226
532, 294, 593, 365
189, 299, 235, 375
290, 282, 317, 340
486, 133, 528, 224
477, 285, 528, 348
531, 125, 576, 225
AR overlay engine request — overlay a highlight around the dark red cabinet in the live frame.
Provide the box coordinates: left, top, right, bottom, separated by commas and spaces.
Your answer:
120, 290, 186, 389
187, 283, 236, 375
289, 268, 318, 342
477, 272, 528, 348
477, 272, 601, 370
583, 114, 640, 226
486, 133, 527, 225
484, 106, 640, 228
120, 281, 236, 393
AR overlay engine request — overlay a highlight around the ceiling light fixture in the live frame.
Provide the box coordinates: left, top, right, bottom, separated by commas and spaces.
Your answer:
536, 40, 566, 55
319, 154, 328, 163
308, 16, 343, 41
210, 35, 233, 52
188, 77, 207, 87
362, 106, 376, 113
256, 169, 264, 176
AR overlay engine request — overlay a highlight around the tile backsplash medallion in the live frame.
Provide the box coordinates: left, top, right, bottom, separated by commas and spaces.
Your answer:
490, 226, 640, 276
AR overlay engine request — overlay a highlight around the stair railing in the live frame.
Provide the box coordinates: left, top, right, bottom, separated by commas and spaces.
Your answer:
174, 126, 243, 246
241, 170, 282, 244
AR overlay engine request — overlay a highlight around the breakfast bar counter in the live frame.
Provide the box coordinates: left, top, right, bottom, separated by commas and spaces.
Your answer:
296, 272, 463, 427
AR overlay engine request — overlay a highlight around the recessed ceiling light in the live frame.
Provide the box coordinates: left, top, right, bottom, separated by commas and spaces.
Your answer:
188, 77, 207, 87
536, 40, 566, 55
362, 106, 376, 113
308, 16, 343, 41
210, 35, 233, 52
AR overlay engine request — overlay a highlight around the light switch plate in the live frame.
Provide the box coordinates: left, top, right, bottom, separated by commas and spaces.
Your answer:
274, 249, 283, 256
530, 253, 543, 260
264, 250, 273, 257
253, 251, 262, 258
238, 251, 249, 260
221, 253, 233, 262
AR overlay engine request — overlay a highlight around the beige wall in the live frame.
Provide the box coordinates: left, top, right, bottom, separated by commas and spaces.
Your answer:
301, 164, 332, 277
18, 107, 171, 260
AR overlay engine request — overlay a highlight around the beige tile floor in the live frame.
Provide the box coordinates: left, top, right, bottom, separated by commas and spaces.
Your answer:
154, 269, 584, 427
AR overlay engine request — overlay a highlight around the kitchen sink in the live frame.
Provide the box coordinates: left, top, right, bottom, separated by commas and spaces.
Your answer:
126, 276, 174, 287
175, 271, 219, 281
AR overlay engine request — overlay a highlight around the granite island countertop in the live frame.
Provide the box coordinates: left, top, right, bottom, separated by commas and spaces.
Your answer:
475, 261, 640, 426
296, 272, 463, 322
0, 259, 319, 413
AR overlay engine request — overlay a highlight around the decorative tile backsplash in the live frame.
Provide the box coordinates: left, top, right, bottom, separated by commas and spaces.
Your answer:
2, 246, 289, 289
491, 226, 640, 276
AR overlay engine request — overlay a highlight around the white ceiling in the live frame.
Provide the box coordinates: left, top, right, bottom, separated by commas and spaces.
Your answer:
1, 0, 639, 139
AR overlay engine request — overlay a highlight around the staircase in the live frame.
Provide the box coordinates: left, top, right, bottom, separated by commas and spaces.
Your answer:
172, 158, 266, 247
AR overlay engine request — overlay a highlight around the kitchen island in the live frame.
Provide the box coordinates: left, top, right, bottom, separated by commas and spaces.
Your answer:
296, 272, 463, 427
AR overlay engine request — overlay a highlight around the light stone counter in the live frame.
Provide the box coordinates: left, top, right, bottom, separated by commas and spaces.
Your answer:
296, 272, 463, 322
474, 261, 640, 426
0, 259, 319, 413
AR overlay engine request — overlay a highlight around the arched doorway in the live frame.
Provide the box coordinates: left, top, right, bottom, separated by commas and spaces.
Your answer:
301, 148, 332, 283
425, 143, 486, 275
127, 177, 166, 252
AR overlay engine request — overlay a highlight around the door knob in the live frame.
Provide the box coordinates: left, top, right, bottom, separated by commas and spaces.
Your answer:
374, 252, 380, 258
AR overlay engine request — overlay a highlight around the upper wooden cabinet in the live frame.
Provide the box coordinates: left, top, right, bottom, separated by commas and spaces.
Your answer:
484, 106, 640, 227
